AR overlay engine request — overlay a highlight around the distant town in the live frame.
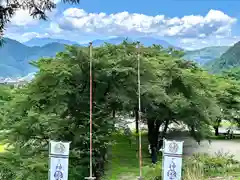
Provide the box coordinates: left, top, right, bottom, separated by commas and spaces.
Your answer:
0, 73, 35, 87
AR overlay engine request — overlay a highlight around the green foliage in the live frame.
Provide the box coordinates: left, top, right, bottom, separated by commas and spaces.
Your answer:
141, 153, 240, 180
143, 56, 220, 142
0, 42, 238, 179
0, 84, 13, 124
142, 163, 162, 180
206, 41, 240, 73
185, 152, 240, 176
222, 67, 240, 81
210, 74, 240, 126
0, 46, 116, 179
0, 85, 12, 104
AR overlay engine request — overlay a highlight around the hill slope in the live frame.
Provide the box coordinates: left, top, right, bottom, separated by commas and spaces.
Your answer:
184, 46, 229, 65
25, 37, 178, 48
24, 38, 79, 47
1, 37, 227, 77
80, 37, 178, 49
206, 41, 240, 73
0, 37, 180, 77
0, 38, 65, 77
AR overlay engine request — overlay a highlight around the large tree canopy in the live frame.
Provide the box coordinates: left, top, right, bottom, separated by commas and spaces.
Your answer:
0, 42, 238, 178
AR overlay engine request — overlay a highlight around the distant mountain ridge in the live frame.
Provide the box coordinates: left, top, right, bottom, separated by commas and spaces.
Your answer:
0, 37, 179, 77
0, 36, 230, 78
24, 36, 178, 49
0, 38, 66, 77
24, 38, 79, 47
183, 46, 229, 65
206, 41, 240, 73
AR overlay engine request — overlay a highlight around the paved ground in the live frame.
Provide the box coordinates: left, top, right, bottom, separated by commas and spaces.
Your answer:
218, 127, 240, 135
165, 132, 240, 161
119, 118, 240, 160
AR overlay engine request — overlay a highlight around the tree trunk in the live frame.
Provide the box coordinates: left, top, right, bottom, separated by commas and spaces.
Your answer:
214, 126, 219, 136
155, 121, 162, 151
157, 119, 170, 149
147, 120, 154, 145
112, 109, 116, 118
214, 119, 222, 136
147, 120, 161, 164
150, 144, 157, 164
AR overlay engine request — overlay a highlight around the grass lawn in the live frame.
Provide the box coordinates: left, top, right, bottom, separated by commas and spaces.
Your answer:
103, 132, 240, 180
103, 133, 160, 180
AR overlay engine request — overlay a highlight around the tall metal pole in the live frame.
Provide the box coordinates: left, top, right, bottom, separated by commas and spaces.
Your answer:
137, 42, 143, 180
85, 42, 96, 180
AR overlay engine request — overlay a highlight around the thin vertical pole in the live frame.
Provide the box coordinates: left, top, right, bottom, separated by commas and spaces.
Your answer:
85, 42, 96, 180
89, 41, 93, 178
137, 42, 143, 180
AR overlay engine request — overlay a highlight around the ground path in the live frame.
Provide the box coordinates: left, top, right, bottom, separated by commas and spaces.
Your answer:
123, 119, 240, 160
165, 130, 240, 161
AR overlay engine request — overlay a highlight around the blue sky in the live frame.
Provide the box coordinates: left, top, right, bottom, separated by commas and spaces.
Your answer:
4, 0, 240, 49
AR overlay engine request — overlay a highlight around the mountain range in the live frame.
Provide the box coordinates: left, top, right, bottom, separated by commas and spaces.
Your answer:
0, 36, 231, 78
183, 46, 229, 65
0, 38, 66, 77
24, 38, 79, 47
23, 37, 178, 48
0, 37, 180, 77
205, 41, 240, 73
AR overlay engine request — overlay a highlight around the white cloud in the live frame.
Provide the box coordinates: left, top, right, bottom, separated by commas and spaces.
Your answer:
11, 9, 38, 26
8, 0, 58, 26
180, 38, 197, 44
22, 32, 50, 40
63, 8, 87, 17
4, 6, 239, 50
5, 32, 50, 42
57, 8, 237, 39
178, 35, 240, 50
48, 22, 63, 33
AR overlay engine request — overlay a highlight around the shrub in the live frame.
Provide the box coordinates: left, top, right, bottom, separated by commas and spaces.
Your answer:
142, 152, 240, 180
184, 152, 240, 176
142, 163, 162, 180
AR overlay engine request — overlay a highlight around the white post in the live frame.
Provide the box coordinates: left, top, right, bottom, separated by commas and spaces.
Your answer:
162, 139, 184, 180
49, 140, 71, 180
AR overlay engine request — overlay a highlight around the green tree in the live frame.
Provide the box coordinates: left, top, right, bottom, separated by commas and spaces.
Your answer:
0, 46, 117, 180
0, 42, 166, 179
210, 70, 240, 135
0, 84, 13, 128
141, 53, 221, 162
0, 41, 228, 177
0, 84, 12, 105
121, 44, 220, 163
223, 67, 240, 81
